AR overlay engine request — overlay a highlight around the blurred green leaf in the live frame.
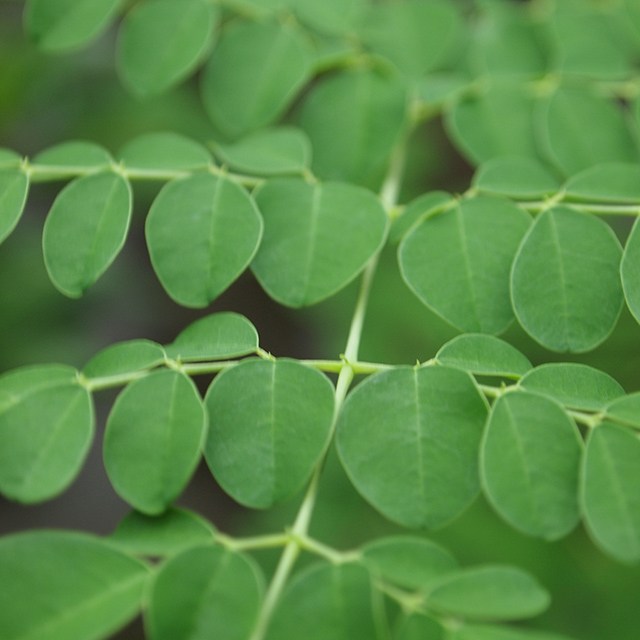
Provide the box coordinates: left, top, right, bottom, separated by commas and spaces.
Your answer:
82, 339, 166, 379
117, 132, 211, 171
32, 140, 112, 170
0, 168, 29, 244
292, 0, 365, 35
395, 614, 443, 640
451, 623, 574, 640
563, 163, 640, 203
389, 191, 452, 244
621, 215, 640, 325
0, 149, 22, 169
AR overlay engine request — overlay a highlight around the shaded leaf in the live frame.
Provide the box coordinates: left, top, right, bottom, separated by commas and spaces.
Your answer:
118, 132, 211, 172
395, 613, 444, 640
621, 215, 640, 324
564, 163, 640, 203
604, 392, 640, 430
0, 168, 29, 244
292, 0, 365, 35
452, 623, 574, 640
0, 148, 22, 169
82, 340, 166, 379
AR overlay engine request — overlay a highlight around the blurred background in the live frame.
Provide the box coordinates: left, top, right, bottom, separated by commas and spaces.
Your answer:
1, 1, 639, 638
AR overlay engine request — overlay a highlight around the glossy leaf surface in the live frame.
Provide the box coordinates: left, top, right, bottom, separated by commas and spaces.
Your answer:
0, 169, 29, 244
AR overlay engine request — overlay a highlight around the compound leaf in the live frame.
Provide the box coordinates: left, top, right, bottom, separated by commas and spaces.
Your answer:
481, 391, 582, 540
399, 196, 531, 334
104, 370, 206, 515
0, 168, 29, 244
0, 531, 149, 640
251, 178, 387, 307
43, 171, 132, 297
82, 340, 166, 379
336, 366, 488, 529
564, 163, 640, 203
117, 132, 211, 172
146, 173, 262, 308
204, 359, 335, 508
147, 545, 263, 640
511, 207, 624, 352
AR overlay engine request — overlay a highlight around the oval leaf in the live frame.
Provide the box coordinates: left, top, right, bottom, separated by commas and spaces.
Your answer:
104, 369, 206, 514
251, 178, 387, 307
204, 359, 335, 508
620, 214, 640, 324
604, 392, 640, 430
453, 623, 574, 640
389, 191, 453, 244
82, 339, 166, 379
0, 364, 93, 503
32, 140, 112, 171
396, 613, 444, 640
43, 171, 132, 297
146, 173, 263, 308
0, 148, 22, 169
293, 0, 365, 35
399, 197, 532, 334
147, 545, 263, 640
118, 132, 211, 172
511, 207, 624, 352
564, 163, 640, 203
0, 168, 29, 244
336, 366, 488, 529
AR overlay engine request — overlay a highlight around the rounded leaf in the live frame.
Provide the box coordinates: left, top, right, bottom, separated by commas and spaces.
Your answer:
620, 214, 640, 324
292, 0, 365, 35
82, 339, 166, 379
33, 140, 112, 170
564, 163, 640, 203
336, 366, 488, 529
389, 191, 453, 244
0, 168, 29, 244
604, 392, 640, 430
453, 624, 574, 640
204, 359, 335, 508
0, 148, 22, 169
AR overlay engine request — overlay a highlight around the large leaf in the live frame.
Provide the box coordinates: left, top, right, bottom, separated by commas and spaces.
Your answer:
103, 370, 206, 514
146, 173, 263, 308
336, 366, 488, 529
582, 423, 640, 562
0, 531, 149, 640
82, 339, 166, 379
201, 19, 312, 137
0, 365, 93, 503
399, 197, 531, 334
510, 207, 624, 352
251, 178, 387, 307
204, 359, 335, 508
0, 168, 29, 244
118, 0, 216, 96
563, 163, 640, 203
481, 391, 582, 540
117, 132, 211, 172
43, 171, 132, 297
147, 545, 263, 640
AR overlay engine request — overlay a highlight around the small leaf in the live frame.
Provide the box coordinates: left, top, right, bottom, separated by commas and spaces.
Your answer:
118, 132, 211, 172
146, 173, 263, 308
389, 191, 452, 244
117, 0, 217, 96
519, 363, 624, 411
147, 545, 264, 640
426, 566, 550, 620
621, 215, 640, 324
395, 613, 444, 640
399, 196, 532, 334
0, 148, 22, 169
361, 536, 458, 590
472, 157, 561, 200
109, 507, 215, 557
604, 392, 640, 430
0, 531, 149, 640
0, 168, 29, 244
251, 178, 387, 307
292, 0, 365, 35
204, 359, 335, 508
0, 365, 93, 503
436, 334, 532, 379
32, 140, 112, 171
511, 207, 624, 352
266, 562, 378, 640
212, 127, 311, 176
582, 423, 640, 562
481, 391, 582, 540
337, 366, 488, 529
43, 171, 133, 297
164, 312, 259, 362
563, 163, 640, 203
82, 339, 166, 379
452, 623, 574, 640
104, 370, 206, 515
201, 19, 312, 138
24, 0, 124, 52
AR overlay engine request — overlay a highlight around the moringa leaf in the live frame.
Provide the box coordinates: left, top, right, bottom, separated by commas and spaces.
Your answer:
117, 132, 211, 172
82, 339, 166, 379
0, 168, 29, 244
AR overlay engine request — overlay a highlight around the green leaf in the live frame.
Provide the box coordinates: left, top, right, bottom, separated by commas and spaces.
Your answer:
452, 623, 574, 640
82, 339, 166, 379
109, 507, 215, 557
510, 207, 624, 352
604, 392, 640, 430
361, 536, 458, 590
389, 191, 452, 244
165, 312, 259, 362
201, 19, 312, 138
395, 614, 444, 640
146, 173, 263, 308
621, 215, 640, 324
481, 391, 582, 540
147, 545, 264, 640
0, 148, 22, 169
399, 196, 532, 334
24, 0, 124, 52
436, 334, 532, 379
211, 127, 311, 176
563, 163, 640, 203
539, 88, 639, 177
0, 168, 29, 244
358, 0, 462, 80
117, 0, 217, 96
426, 565, 550, 620
266, 562, 378, 640
117, 132, 211, 172
292, 0, 365, 35
582, 423, 640, 562
299, 68, 408, 189
472, 157, 561, 200
32, 140, 112, 172
0, 531, 149, 640
336, 366, 488, 529
519, 363, 625, 411
103, 370, 206, 514
0, 365, 93, 503
204, 359, 335, 508
251, 178, 387, 307
43, 171, 132, 297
